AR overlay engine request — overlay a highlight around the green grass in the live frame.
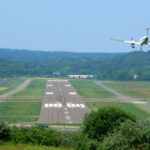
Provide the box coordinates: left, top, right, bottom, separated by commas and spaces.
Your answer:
12, 79, 46, 101
70, 80, 150, 120
70, 80, 114, 98
0, 102, 41, 122
87, 102, 150, 120
0, 79, 46, 122
0, 143, 71, 150
13, 79, 46, 97
0, 78, 24, 94
0, 117, 38, 122
105, 81, 150, 100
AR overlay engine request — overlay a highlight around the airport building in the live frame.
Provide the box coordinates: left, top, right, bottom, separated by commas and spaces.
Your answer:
68, 74, 94, 79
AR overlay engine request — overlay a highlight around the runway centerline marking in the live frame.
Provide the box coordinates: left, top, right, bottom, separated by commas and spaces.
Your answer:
69, 92, 77, 95
65, 84, 71, 87
46, 92, 53, 95
64, 111, 69, 114
47, 84, 53, 87
66, 116, 71, 120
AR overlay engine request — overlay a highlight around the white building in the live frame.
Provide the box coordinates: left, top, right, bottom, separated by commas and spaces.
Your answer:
68, 74, 94, 79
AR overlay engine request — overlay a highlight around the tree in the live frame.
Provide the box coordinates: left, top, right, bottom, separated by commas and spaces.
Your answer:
0, 122, 10, 141
83, 106, 136, 140
99, 120, 150, 150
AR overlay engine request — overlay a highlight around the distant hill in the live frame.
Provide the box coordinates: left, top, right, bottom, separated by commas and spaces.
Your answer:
0, 48, 150, 80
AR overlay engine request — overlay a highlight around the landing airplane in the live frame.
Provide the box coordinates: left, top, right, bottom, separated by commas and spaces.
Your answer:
111, 28, 150, 50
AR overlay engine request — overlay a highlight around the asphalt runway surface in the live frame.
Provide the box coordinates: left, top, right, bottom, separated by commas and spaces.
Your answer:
38, 79, 89, 124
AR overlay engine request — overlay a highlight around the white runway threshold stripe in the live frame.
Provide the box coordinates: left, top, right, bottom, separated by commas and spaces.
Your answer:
66, 102, 85, 108
44, 103, 62, 108
69, 92, 77, 95
46, 92, 53, 95
44, 102, 86, 108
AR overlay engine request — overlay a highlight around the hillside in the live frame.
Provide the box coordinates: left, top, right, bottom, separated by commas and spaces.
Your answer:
0, 48, 150, 80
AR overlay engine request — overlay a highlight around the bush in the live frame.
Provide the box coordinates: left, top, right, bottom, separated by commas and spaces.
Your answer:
0, 122, 10, 141
83, 106, 136, 140
99, 120, 150, 150
119, 120, 150, 149
98, 132, 129, 150
10, 125, 60, 146
61, 131, 98, 150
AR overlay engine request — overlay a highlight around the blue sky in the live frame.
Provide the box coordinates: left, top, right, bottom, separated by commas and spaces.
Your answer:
0, 0, 150, 52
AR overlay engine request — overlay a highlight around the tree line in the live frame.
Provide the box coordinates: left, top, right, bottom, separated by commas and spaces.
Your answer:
0, 48, 150, 80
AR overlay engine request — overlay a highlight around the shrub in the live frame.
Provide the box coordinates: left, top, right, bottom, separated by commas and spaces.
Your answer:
0, 122, 10, 141
61, 131, 98, 150
10, 125, 60, 146
98, 132, 129, 150
119, 120, 150, 149
99, 120, 150, 150
83, 106, 136, 140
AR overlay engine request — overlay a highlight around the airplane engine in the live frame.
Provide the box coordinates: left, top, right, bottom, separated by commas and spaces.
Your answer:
131, 43, 135, 48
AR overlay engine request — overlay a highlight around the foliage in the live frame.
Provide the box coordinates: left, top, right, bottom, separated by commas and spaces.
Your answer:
10, 125, 60, 146
61, 131, 98, 150
83, 106, 136, 140
99, 120, 150, 150
0, 108, 149, 150
1, 49, 150, 80
0, 122, 10, 141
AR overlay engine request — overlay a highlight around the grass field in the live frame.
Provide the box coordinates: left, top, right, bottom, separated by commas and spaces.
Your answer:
0, 143, 71, 150
1, 79, 149, 122
0, 79, 46, 122
105, 81, 150, 100
12, 79, 46, 100
70, 80, 114, 98
70, 79, 150, 120
0, 78, 24, 94
87, 102, 150, 120
0, 102, 41, 122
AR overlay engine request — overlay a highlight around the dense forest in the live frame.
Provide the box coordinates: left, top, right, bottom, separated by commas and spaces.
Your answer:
0, 48, 150, 80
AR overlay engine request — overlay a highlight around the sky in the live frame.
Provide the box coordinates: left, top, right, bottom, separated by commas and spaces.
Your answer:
0, 0, 150, 52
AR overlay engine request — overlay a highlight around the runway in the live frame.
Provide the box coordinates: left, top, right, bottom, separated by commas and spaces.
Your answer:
38, 79, 89, 124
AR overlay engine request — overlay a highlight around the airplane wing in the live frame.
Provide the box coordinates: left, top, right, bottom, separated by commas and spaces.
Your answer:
111, 38, 140, 45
